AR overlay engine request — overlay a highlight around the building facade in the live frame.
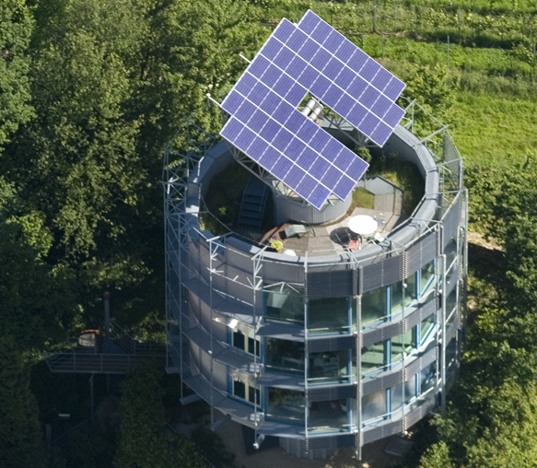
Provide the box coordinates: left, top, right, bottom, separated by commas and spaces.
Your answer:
164, 114, 467, 459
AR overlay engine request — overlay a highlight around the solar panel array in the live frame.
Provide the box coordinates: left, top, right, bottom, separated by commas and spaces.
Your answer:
220, 10, 406, 209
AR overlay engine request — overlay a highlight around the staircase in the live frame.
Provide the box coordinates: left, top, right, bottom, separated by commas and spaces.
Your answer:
237, 177, 269, 229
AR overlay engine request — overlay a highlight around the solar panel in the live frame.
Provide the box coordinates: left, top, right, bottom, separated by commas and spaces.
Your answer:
219, 10, 406, 209
220, 76, 367, 210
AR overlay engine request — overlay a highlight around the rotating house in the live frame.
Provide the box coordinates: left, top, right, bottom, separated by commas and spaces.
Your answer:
164, 10, 467, 459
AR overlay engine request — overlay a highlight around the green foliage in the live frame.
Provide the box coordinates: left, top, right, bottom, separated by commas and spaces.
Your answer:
0, 0, 34, 147
0, 336, 47, 468
115, 361, 205, 468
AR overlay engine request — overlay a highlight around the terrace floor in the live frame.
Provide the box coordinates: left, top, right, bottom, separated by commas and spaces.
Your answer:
256, 178, 406, 257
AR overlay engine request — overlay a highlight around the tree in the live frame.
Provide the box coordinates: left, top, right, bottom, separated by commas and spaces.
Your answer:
0, 336, 47, 468
115, 361, 205, 467
0, 0, 34, 148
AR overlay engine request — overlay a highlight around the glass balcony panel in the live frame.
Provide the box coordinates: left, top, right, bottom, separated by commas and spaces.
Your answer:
361, 287, 387, 327
391, 327, 416, 364
420, 362, 436, 393
404, 272, 418, 306
265, 285, 304, 325
308, 399, 350, 432
362, 389, 386, 423
308, 350, 349, 384
308, 296, 350, 335
420, 314, 435, 345
266, 338, 304, 373
267, 388, 305, 424
361, 341, 386, 376
390, 281, 403, 316
419, 261, 435, 296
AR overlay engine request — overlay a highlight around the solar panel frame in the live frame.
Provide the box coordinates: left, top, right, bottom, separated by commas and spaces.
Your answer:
219, 10, 407, 207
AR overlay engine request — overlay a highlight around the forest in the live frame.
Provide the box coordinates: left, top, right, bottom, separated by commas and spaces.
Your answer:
1, 0, 536, 466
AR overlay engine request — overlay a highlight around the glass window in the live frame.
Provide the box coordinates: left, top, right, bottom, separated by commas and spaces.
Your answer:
308, 297, 350, 335
232, 326, 260, 356
309, 399, 349, 432
267, 388, 305, 424
362, 390, 387, 423
232, 375, 260, 407
444, 239, 457, 271
419, 313, 435, 345
446, 288, 457, 316
309, 350, 349, 383
361, 341, 386, 375
390, 282, 403, 316
390, 327, 416, 364
404, 273, 418, 306
361, 287, 387, 326
391, 378, 417, 412
419, 261, 435, 296
420, 362, 436, 393
265, 284, 304, 324
266, 338, 304, 373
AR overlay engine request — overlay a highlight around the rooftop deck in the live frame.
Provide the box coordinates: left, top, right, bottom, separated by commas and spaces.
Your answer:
256, 177, 406, 257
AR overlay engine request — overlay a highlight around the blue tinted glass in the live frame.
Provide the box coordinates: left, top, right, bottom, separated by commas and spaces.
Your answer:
308, 185, 331, 209
334, 66, 355, 88
348, 103, 368, 127
297, 147, 316, 169
383, 104, 405, 127
347, 49, 368, 74
323, 30, 343, 53
273, 74, 294, 98
371, 94, 391, 118
323, 165, 342, 186
360, 86, 378, 108
297, 64, 317, 89
274, 47, 295, 70
371, 122, 392, 146
338, 40, 357, 63
262, 64, 281, 88
323, 57, 342, 81
283, 164, 305, 187
371, 67, 392, 92
310, 18, 332, 44
310, 74, 331, 98
299, 119, 317, 142
272, 155, 292, 179
221, 90, 242, 114
297, 174, 317, 196
348, 75, 367, 98
287, 29, 304, 52
249, 55, 271, 80
384, 77, 405, 101
259, 38, 280, 61
335, 94, 354, 118
346, 155, 369, 180
360, 114, 378, 135
322, 84, 341, 108
332, 176, 355, 200
272, 101, 291, 125
220, 117, 242, 142
285, 82, 307, 106
248, 109, 266, 133
360, 59, 380, 81
259, 117, 281, 141
298, 38, 317, 61
273, 127, 294, 151
274, 19, 296, 41
283, 113, 302, 134
236, 100, 256, 122
310, 156, 330, 177
311, 48, 331, 72
309, 128, 330, 152
297, 10, 318, 34
236, 73, 257, 96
